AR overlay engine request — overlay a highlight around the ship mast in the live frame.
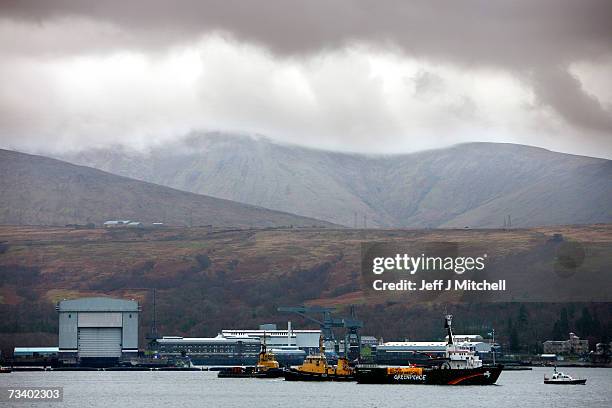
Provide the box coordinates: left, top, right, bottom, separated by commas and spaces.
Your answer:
444, 314, 454, 345
262, 330, 267, 354
491, 328, 496, 365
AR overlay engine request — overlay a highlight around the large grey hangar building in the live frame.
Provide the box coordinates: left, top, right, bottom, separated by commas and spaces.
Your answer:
57, 297, 139, 366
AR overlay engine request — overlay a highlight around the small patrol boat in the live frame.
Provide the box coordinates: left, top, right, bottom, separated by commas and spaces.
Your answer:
355, 314, 503, 385
0, 366, 12, 373
283, 337, 354, 381
544, 368, 586, 385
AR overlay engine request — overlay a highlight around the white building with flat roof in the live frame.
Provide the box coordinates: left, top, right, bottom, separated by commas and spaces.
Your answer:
446, 334, 485, 342
221, 328, 321, 351
378, 340, 493, 354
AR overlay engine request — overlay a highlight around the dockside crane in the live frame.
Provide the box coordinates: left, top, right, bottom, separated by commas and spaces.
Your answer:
277, 306, 344, 342
277, 305, 364, 360
343, 305, 363, 361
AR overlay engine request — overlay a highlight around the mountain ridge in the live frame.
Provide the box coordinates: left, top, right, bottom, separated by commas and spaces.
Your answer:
56, 134, 612, 228
0, 148, 335, 228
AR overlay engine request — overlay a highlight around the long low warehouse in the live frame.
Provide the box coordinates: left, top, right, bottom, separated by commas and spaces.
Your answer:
155, 326, 322, 366
13, 347, 59, 357
375, 340, 494, 364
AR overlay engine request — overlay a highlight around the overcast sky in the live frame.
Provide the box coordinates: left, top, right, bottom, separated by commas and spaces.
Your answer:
0, 0, 611, 157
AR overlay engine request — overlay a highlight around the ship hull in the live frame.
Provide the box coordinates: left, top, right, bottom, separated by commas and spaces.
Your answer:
356, 365, 503, 385
253, 368, 285, 378
544, 379, 586, 385
217, 367, 285, 378
283, 368, 355, 382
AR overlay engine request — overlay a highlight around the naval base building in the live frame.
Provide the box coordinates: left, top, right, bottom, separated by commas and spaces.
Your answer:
57, 297, 139, 366
155, 325, 321, 366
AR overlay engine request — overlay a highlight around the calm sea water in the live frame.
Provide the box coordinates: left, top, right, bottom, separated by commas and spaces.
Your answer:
1, 367, 610, 408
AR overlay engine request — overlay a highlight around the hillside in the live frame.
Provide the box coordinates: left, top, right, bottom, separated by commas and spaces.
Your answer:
58, 134, 612, 228
0, 149, 333, 228
0, 224, 610, 354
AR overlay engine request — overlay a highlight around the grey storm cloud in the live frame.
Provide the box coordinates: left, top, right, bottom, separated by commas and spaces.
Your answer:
3, 0, 610, 63
532, 66, 612, 134
0, 0, 611, 156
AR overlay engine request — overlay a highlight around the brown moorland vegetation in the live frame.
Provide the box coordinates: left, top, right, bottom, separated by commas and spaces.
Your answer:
0, 225, 610, 355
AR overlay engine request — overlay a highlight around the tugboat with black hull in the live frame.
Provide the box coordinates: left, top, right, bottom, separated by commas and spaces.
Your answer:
218, 333, 284, 378
283, 337, 354, 381
252, 335, 284, 378
355, 314, 503, 385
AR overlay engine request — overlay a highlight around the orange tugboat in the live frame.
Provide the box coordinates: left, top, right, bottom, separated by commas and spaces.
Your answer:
283, 337, 354, 381
252, 335, 284, 378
